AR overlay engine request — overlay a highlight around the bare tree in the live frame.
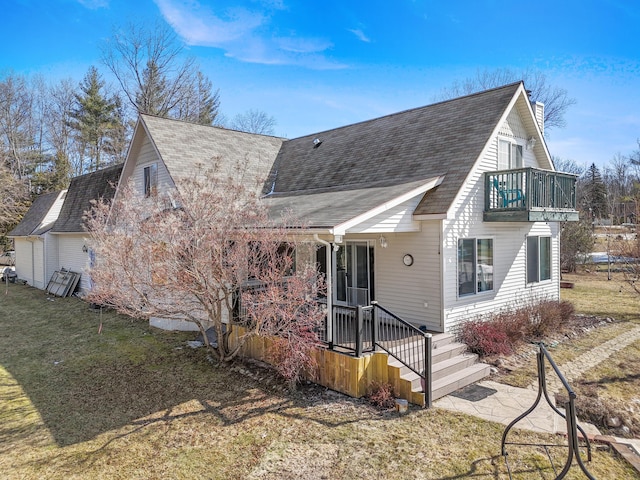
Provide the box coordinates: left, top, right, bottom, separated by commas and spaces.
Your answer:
0, 72, 39, 179
230, 109, 277, 135
85, 163, 324, 384
0, 162, 29, 238
102, 22, 220, 125
45, 78, 76, 181
437, 69, 576, 132
552, 155, 584, 175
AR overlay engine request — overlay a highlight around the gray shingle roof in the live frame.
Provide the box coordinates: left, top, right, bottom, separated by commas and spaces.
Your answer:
52, 164, 123, 233
8, 191, 63, 237
265, 82, 521, 217
140, 114, 284, 190
265, 178, 437, 229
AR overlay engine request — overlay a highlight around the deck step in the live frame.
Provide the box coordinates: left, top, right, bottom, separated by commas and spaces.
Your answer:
386, 340, 467, 370
432, 352, 480, 382
431, 363, 491, 401
396, 354, 489, 395
431, 342, 467, 364
431, 332, 456, 349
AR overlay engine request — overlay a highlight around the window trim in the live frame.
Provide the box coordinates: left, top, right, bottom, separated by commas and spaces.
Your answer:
457, 237, 494, 298
144, 163, 158, 197
498, 138, 524, 170
526, 235, 552, 284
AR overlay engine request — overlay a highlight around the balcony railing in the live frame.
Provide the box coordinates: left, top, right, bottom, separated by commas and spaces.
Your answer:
484, 168, 579, 222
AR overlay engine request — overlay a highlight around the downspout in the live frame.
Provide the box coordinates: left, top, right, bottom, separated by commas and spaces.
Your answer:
313, 234, 332, 345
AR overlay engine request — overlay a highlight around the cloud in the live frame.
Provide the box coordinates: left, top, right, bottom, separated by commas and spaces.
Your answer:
154, 1, 264, 44
348, 28, 370, 43
153, 0, 347, 70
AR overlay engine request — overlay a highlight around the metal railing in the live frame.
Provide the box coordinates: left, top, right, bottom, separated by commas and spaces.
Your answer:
501, 343, 594, 480
322, 301, 433, 407
485, 168, 577, 212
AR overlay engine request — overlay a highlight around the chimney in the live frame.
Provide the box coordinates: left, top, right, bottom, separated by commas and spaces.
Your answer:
532, 101, 544, 136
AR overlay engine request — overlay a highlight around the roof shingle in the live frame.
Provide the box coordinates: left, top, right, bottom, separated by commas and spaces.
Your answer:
52, 164, 123, 233
140, 114, 284, 191
8, 191, 63, 237
265, 82, 521, 217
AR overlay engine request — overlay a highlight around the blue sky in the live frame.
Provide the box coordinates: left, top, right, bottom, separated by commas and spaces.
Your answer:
2, 0, 639, 169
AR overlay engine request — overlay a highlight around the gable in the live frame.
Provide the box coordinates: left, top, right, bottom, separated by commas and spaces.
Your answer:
139, 114, 284, 193
8, 190, 66, 237
414, 83, 553, 217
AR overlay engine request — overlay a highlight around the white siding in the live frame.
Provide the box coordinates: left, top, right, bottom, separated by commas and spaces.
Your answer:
57, 234, 91, 292
43, 233, 59, 288
14, 239, 34, 285
13, 234, 59, 290
346, 196, 421, 234
132, 137, 174, 197
441, 110, 560, 332
353, 222, 442, 331
33, 239, 45, 289
499, 109, 528, 140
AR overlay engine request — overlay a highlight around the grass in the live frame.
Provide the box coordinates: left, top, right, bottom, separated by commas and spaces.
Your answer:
497, 270, 640, 388
561, 271, 640, 323
492, 269, 640, 438
0, 283, 637, 479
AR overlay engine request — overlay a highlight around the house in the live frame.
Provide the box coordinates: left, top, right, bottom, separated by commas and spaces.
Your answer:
8, 190, 67, 289
263, 81, 578, 334
117, 113, 285, 330
9, 165, 123, 293
115, 82, 578, 404
49, 164, 124, 293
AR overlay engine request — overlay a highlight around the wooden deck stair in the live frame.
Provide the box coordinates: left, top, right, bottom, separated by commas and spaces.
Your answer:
385, 332, 490, 404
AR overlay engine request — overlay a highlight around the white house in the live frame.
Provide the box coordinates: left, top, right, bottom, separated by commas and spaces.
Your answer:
27, 82, 578, 398
92, 82, 581, 401
9, 166, 123, 293
263, 81, 577, 333
49, 164, 123, 293
8, 190, 67, 289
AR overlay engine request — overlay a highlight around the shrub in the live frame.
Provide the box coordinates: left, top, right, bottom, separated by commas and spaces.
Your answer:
366, 381, 396, 410
459, 319, 514, 357
525, 300, 575, 339
459, 299, 576, 357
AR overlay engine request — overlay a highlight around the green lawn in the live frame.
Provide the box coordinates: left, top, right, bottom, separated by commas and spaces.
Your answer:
0, 283, 636, 479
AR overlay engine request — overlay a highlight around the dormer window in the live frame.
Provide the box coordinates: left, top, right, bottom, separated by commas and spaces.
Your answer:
498, 139, 523, 170
144, 163, 158, 197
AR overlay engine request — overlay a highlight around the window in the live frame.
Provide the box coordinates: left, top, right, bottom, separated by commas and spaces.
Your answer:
527, 236, 551, 283
498, 139, 523, 170
144, 164, 158, 197
458, 238, 493, 296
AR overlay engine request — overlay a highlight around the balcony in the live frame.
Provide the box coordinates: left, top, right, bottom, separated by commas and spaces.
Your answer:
484, 168, 579, 222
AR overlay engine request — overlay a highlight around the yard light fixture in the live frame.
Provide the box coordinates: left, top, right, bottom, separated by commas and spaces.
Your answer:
379, 236, 388, 248
82, 245, 88, 253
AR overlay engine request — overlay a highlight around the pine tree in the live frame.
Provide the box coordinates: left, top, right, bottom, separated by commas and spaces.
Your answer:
580, 163, 608, 220
68, 67, 122, 172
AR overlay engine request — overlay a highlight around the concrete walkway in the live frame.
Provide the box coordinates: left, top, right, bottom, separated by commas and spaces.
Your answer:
435, 325, 640, 465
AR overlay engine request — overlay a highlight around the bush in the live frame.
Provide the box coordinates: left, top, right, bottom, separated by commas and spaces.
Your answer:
459, 319, 514, 357
366, 381, 396, 410
459, 300, 576, 357
525, 300, 575, 339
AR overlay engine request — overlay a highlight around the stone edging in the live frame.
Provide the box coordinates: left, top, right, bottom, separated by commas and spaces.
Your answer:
563, 433, 640, 475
